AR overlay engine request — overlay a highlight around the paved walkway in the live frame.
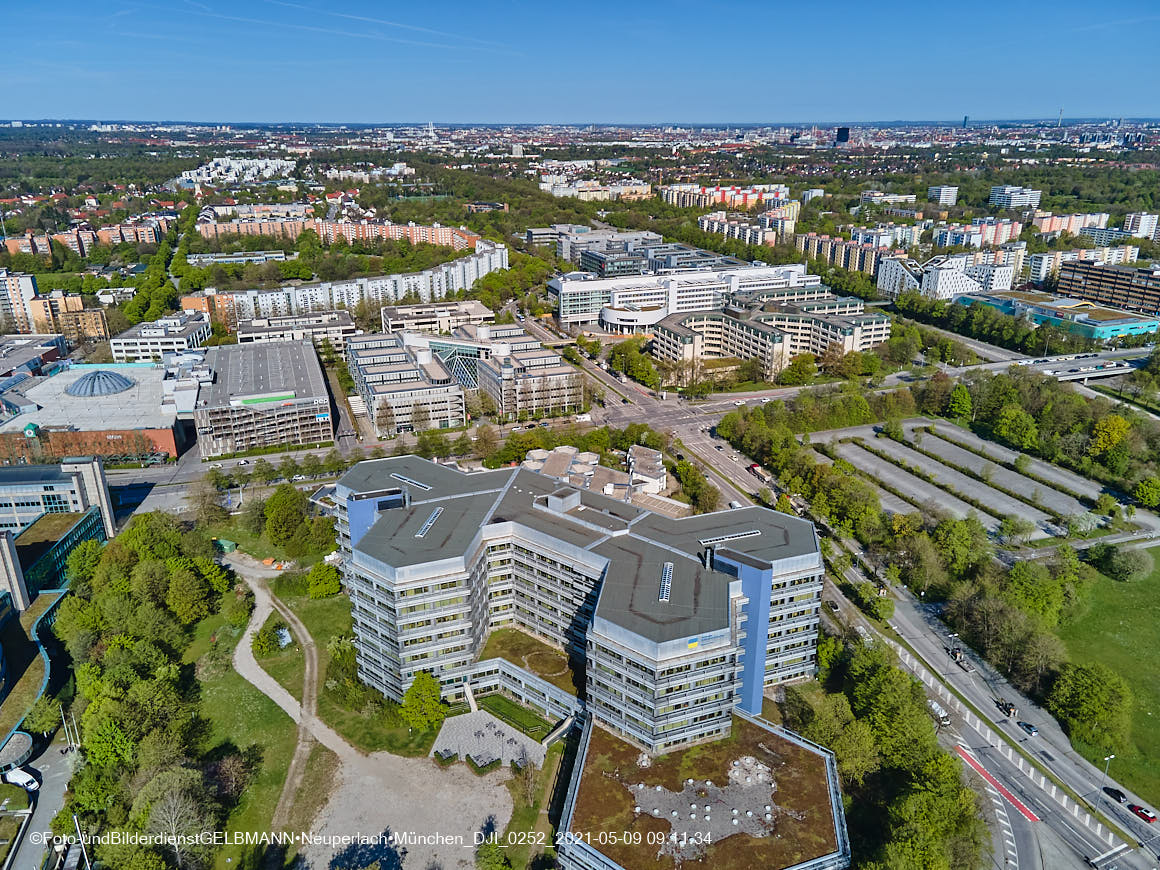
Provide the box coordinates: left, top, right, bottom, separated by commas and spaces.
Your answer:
431, 710, 546, 768
11, 731, 75, 870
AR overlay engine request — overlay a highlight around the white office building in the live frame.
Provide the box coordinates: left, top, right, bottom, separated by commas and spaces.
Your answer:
550, 265, 823, 330
877, 256, 1014, 300
989, 185, 1042, 209
1123, 213, 1160, 240
111, 313, 211, 362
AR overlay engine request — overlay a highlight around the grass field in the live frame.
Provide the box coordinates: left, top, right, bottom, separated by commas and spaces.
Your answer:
185, 613, 298, 870
254, 612, 304, 701
478, 693, 554, 740
479, 628, 580, 695
0, 591, 62, 740
501, 740, 565, 870
1058, 552, 1160, 804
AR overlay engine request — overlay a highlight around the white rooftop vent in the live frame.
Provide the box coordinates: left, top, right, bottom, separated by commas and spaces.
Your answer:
658, 562, 673, 602
414, 506, 443, 538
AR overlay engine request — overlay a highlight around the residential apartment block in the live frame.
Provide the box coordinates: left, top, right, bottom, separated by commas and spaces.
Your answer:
193, 342, 333, 458
660, 183, 790, 209
1057, 261, 1160, 316
927, 185, 959, 206
236, 310, 360, 351
989, 185, 1042, 209
1031, 211, 1109, 236
193, 241, 507, 319
29, 293, 109, 344
698, 209, 796, 245
794, 233, 897, 276
110, 312, 211, 362
333, 456, 824, 752
551, 264, 823, 329
381, 300, 494, 334
0, 271, 37, 334
1080, 226, 1138, 247
1123, 212, 1160, 241
1028, 246, 1139, 284
476, 346, 584, 421
849, 223, 924, 249
933, 218, 1022, 249
195, 218, 481, 250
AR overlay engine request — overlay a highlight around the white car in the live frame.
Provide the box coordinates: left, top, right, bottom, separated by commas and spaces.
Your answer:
761, 397, 772, 403
733, 400, 746, 406
4, 768, 38, 791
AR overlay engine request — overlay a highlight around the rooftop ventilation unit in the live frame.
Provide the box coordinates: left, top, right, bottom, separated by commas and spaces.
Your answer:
415, 506, 443, 538
697, 529, 761, 547
392, 473, 431, 491
658, 562, 673, 602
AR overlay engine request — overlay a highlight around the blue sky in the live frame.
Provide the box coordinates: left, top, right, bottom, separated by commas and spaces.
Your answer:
7, 0, 1160, 124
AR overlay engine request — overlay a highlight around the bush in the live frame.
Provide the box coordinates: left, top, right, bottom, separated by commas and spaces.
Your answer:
252, 621, 286, 657
307, 562, 342, 599
273, 570, 310, 597
223, 590, 254, 629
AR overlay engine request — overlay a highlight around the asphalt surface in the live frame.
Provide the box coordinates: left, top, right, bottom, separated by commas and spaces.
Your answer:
11, 731, 77, 870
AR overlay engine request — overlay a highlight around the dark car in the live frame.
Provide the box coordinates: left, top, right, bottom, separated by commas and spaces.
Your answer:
1104, 787, 1128, 804
1129, 804, 1157, 823
1017, 721, 1038, 737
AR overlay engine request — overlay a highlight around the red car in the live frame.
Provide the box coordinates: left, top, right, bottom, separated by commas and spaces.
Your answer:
1129, 804, 1157, 823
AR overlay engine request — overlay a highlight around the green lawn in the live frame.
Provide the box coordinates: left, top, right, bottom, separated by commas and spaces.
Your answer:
478, 693, 554, 740
315, 693, 438, 755
478, 628, 580, 695
1058, 552, 1160, 805
278, 591, 354, 679
0, 591, 62, 739
190, 618, 299, 870
254, 613, 304, 701
501, 740, 565, 870
205, 520, 284, 562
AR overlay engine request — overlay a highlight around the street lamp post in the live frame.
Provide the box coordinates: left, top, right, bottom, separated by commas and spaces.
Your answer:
1099, 753, 1115, 812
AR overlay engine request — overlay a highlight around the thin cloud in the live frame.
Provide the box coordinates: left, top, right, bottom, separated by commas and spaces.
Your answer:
262, 0, 513, 49
1070, 14, 1160, 32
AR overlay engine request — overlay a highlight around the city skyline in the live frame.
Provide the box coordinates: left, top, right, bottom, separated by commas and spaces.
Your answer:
6, 0, 1159, 124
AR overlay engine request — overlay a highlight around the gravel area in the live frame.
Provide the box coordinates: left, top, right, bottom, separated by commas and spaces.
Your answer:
833, 442, 1000, 530
303, 750, 513, 870
432, 709, 546, 768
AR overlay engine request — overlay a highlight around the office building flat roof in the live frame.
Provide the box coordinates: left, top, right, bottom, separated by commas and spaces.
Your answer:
0, 364, 175, 432
198, 341, 328, 409
339, 457, 819, 645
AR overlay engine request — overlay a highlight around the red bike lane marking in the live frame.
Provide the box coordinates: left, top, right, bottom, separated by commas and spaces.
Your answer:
956, 746, 1041, 822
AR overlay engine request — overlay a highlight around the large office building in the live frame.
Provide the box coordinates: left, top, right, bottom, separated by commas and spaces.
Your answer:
381, 301, 494, 334
215, 241, 508, 318
927, 185, 959, 206
877, 255, 1015, 300
550, 264, 823, 329
989, 185, 1042, 209
236, 310, 360, 351
965, 291, 1160, 341
193, 342, 333, 458
1057, 261, 1160, 315
333, 456, 825, 752
111, 312, 212, 363
660, 183, 790, 209
652, 294, 890, 381
476, 346, 584, 421
1028, 245, 1139, 283
345, 333, 467, 436
0, 458, 115, 610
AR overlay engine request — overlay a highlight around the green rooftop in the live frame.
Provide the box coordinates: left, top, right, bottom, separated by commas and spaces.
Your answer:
14, 513, 84, 570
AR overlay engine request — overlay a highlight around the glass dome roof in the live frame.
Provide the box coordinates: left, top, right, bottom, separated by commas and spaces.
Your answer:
65, 369, 135, 398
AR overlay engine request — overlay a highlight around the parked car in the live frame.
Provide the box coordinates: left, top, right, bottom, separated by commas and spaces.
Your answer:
235, 459, 249, 466
1104, 787, 1128, 804
3, 768, 38, 791
1017, 721, 1038, 737
1129, 804, 1156, 823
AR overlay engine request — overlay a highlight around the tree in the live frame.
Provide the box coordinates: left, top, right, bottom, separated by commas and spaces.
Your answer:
1105, 547, 1153, 583
300, 453, 323, 478
308, 562, 342, 599
147, 787, 213, 869
411, 403, 431, 432
947, 383, 972, 420
475, 425, 498, 458
1047, 663, 1132, 751
475, 842, 512, 870
166, 569, 211, 625
1134, 476, 1160, 508
252, 458, 278, 485
998, 514, 1035, 547
190, 474, 227, 526
1088, 414, 1131, 459
401, 671, 446, 732
65, 539, 104, 588
278, 455, 300, 481
24, 694, 60, 736
264, 483, 308, 547
240, 496, 267, 536
994, 404, 1038, 450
